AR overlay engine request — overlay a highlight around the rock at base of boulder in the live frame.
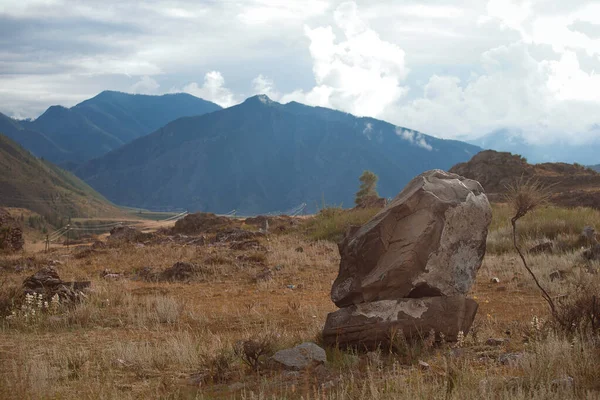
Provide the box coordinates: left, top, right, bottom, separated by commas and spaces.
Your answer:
322, 296, 478, 349
271, 342, 327, 370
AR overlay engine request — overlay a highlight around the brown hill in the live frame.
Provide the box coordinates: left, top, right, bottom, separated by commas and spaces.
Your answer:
0, 133, 123, 225
449, 150, 600, 208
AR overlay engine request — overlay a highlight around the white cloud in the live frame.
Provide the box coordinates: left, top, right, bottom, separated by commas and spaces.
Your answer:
180, 71, 239, 108
129, 75, 159, 94
279, 1, 409, 117
396, 127, 433, 151
252, 74, 280, 100
237, 0, 329, 25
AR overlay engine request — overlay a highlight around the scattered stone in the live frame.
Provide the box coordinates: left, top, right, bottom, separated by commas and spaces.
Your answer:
582, 244, 600, 261
91, 241, 107, 250
490, 277, 500, 283
73, 248, 98, 259
486, 338, 509, 346
228, 382, 245, 391
22, 266, 90, 303
551, 376, 574, 390
549, 270, 569, 282
254, 268, 274, 283
216, 229, 263, 243
529, 241, 553, 254
418, 360, 430, 371
108, 226, 153, 245
323, 170, 491, 348
230, 240, 266, 251
497, 352, 524, 366
173, 212, 237, 235
271, 342, 327, 371
581, 226, 596, 244
135, 266, 157, 281
159, 262, 198, 282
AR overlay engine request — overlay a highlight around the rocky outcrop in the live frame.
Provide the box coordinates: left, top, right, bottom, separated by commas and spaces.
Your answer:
172, 213, 237, 235
323, 170, 491, 348
450, 150, 600, 208
107, 226, 154, 245
22, 266, 90, 303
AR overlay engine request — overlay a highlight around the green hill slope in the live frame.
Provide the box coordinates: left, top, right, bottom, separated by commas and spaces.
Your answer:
0, 133, 122, 224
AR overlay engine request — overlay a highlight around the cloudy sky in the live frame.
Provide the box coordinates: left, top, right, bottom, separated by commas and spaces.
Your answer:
1, 0, 600, 144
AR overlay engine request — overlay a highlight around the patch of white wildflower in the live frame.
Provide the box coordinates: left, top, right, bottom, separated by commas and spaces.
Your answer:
6, 293, 61, 324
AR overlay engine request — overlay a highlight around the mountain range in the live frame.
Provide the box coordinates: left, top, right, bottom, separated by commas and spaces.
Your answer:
0, 133, 120, 223
75, 95, 481, 214
0, 91, 221, 166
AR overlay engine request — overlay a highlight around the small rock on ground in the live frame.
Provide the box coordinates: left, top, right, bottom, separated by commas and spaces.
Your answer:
271, 342, 327, 370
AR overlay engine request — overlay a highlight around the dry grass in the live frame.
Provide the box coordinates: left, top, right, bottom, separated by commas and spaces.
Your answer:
0, 211, 599, 399
299, 207, 380, 242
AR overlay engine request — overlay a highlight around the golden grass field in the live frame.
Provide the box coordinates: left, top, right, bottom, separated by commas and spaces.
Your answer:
0, 205, 599, 399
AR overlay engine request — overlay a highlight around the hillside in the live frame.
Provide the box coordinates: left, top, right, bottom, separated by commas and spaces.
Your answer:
450, 150, 600, 208
4, 91, 222, 165
469, 129, 600, 164
0, 133, 122, 224
76, 95, 481, 214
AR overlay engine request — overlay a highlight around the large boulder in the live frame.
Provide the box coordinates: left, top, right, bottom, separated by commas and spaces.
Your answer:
332, 170, 492, 307
323, 170, 491, 348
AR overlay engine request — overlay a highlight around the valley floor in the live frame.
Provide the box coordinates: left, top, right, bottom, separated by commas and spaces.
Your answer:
1, 208, 599, 399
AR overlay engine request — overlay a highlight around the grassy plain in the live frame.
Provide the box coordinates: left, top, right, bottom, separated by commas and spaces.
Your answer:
0, 205, 599, 399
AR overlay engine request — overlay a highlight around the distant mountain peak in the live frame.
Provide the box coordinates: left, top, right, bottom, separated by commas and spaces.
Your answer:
244, 94, 276, 105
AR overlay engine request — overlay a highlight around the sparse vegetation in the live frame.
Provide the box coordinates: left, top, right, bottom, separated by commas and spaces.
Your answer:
355, 170, 379, 206
1, 201, 599, 399
300, 206, 379, 241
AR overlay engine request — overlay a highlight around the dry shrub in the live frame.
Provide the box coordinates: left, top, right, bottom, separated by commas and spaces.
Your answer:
554, 280, 600, 335
202, 349, 236, 383
234, 333, 278, 371
0, 278, 20, 317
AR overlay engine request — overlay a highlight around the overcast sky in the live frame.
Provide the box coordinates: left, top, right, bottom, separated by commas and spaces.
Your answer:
1, 0, 600, 144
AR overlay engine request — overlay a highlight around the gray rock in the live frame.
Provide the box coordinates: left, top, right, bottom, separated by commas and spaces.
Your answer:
485, 338, 509, 346
418, 360, 430, 370
498, 352, 524, 365
331, 170, 491, 307
271, 342, 327, 370
551, 376, 574, 390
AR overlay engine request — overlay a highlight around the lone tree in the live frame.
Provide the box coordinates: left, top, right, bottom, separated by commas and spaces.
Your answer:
355, 170, 379, 206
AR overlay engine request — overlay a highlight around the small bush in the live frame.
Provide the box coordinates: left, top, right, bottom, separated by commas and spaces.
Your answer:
234, 334, 277, 371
